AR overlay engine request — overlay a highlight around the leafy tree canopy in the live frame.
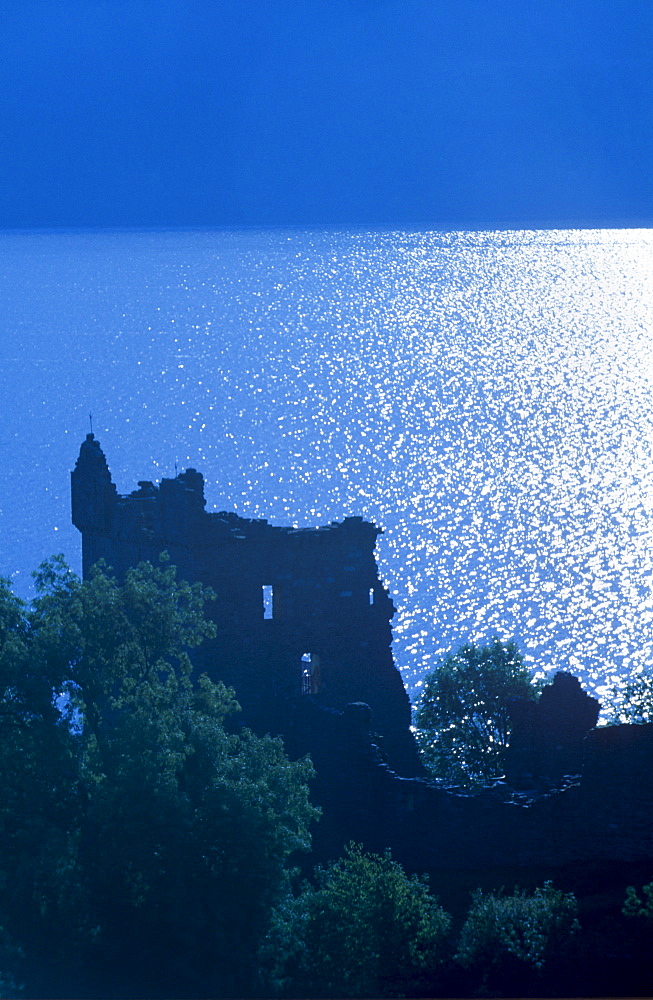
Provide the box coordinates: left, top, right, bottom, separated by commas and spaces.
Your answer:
606, 672, 653, 724
455, 882, 579, 991
414, 638, 538, 786
0, 556, 318, 999
624, 882, 653, 922
263, 842, 451, 998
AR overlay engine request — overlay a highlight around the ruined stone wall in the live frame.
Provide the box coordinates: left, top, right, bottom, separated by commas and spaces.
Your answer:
71, 435, 419, 774
71, 436, 653, 882
290, 695, 653, 880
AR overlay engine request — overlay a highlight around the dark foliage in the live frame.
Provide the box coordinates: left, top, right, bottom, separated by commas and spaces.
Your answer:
415, 638, 538, 786
262, 843, 452, 998
0, 556, 317, 998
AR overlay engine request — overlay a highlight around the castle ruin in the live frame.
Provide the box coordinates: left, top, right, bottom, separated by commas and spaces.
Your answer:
71, 433, 419, 774
71, 435, 653, 894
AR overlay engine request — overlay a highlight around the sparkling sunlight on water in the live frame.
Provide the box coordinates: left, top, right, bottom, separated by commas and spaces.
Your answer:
2, 228, 652, 708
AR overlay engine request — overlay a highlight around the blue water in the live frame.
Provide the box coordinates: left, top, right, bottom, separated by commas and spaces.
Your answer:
1, 228, 652, 709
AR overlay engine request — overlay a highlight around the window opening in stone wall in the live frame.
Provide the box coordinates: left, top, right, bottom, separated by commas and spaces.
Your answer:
262, 585, 273, 620
369, 587, 375, 605
301, 652, 321, 696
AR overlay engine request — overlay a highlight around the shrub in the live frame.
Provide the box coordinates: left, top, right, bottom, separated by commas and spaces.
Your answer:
456, 882, 579, 989
623, 882, 653, 921
264, 843, 452, 998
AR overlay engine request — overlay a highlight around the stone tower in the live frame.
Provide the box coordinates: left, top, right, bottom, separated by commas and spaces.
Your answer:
71, 435, 419, 774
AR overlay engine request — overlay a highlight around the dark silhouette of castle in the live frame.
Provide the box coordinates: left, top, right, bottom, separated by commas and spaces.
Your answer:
71, 435, 653, 897
71, 433, 419, 774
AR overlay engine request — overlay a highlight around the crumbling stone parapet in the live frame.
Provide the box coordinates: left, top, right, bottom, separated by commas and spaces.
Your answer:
506, 671, 600, 784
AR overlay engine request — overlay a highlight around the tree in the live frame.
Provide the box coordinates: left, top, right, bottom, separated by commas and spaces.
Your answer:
0, 571, 79, 996
263, 842, 451, 999
606, 672, 653, 724
455, 883, 579, 994
414, 638, 538, 786
0, 556, 318, 999
624, 882, 653, 921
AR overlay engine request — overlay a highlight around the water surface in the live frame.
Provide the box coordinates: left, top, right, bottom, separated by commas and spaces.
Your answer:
1, 227, 652, 707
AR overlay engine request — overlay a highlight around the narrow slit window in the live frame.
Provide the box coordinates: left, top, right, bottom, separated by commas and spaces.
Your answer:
369, 587, 375, 605
301, 652, 321, 695
262, 585, 273, 620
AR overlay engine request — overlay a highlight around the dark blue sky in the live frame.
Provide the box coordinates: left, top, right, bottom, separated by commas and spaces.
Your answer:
1, 0, 651, 229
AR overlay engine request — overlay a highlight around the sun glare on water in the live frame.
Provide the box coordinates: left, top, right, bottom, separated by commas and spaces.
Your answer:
1, 227, 652, 710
